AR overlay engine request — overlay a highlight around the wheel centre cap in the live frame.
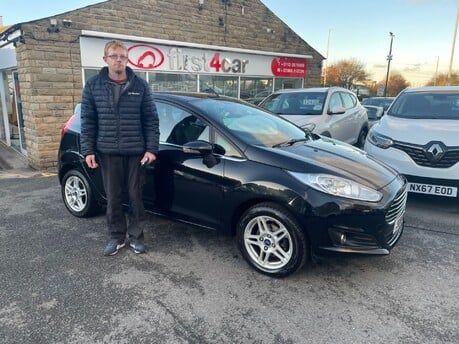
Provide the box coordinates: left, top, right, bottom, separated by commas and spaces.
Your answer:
263, 238, 272, 246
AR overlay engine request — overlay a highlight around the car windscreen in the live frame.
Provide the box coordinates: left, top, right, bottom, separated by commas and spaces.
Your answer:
388, 92, 459, 119
259, 92, 325, 115
194, 99, 309, 147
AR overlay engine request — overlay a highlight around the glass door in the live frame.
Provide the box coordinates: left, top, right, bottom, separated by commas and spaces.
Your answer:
12, 71, 26, 154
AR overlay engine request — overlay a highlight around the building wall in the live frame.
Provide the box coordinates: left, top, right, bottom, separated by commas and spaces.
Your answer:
15, 0, 323, 171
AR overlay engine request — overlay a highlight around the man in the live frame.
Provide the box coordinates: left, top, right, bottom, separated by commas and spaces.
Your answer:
80, 40, 159, 256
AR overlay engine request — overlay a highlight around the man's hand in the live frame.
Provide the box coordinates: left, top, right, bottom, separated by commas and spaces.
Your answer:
85, 154, 99, 169
140, 152, 156, 166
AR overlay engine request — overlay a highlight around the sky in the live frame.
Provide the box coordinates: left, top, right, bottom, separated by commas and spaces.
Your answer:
1, 0, 458, 86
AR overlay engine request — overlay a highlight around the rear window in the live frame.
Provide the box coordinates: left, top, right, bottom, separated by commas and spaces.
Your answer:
259, 92, 326, 116
388, 92, 459, 119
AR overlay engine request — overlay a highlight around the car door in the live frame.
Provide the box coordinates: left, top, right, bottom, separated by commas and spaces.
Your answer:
142, 101, 226, 229
326, 90, 350, 142
328, 91, 360, 143
339, 91, 362, 144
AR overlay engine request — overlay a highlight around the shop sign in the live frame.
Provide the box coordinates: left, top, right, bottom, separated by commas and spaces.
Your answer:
271, 57, 307, 78
80, 36, 310, 77
128, 44, 165, 69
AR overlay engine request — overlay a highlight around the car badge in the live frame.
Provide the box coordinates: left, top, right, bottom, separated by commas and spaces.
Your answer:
425, 142, 446, 162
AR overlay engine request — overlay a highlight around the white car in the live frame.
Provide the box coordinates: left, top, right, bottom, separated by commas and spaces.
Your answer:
258, 87, 369, 148
364, 86, 459, 198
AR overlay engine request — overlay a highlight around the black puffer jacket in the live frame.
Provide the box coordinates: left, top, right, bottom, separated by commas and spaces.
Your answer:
80, 66, 159, 156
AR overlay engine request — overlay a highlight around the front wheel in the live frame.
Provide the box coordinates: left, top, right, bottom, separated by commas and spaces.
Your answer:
236, 202, 309, 278
356, 128, 368, 149
61, 169, 100, 217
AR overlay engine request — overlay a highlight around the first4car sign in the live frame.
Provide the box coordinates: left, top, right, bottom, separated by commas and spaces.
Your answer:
80, 36, 310, 77
408, 182, 458, 197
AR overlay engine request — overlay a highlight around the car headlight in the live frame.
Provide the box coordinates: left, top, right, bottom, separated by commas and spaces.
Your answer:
288, 172, 382, 202
302, 123, 316, 132
367, 129, 393, 149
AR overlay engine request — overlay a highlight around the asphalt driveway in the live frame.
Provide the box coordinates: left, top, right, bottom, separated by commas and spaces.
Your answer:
0, 175, 458, 344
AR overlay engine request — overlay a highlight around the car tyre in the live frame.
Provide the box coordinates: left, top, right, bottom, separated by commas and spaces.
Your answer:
236, 202, 309, 278
61, 169, 100, 217
356, 128, 367, 149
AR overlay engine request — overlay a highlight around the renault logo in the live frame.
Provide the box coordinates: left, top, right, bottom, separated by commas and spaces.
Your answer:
425, 142, 446, 162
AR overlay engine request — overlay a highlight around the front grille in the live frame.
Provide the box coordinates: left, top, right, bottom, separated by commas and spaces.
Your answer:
392, 141, 459, 168
385, 187, 407, 224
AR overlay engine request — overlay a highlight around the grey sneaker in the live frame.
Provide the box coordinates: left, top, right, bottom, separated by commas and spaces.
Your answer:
128, 239, 146, 254
103, 239, 126, 256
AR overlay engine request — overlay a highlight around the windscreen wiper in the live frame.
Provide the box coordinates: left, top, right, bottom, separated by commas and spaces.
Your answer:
272, 137, 309, 148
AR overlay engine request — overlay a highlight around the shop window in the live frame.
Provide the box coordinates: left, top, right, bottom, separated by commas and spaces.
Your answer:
148, 72, 197, 92
199, 75, 238, 98
274, 78, 303, 91
240, 77, 273, 101
83, 69, 99, 83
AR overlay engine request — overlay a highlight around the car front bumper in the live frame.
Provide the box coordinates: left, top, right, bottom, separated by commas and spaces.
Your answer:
302, 178, 407, 255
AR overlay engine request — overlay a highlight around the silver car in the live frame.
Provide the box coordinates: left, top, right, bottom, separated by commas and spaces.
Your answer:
258, 87, 369, 148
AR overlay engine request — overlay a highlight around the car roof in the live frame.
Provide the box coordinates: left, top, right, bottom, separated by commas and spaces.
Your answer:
402, 86, 459, 93
151, 91, 242, 103
364, 96, 394, 100
271, 87, 348, 94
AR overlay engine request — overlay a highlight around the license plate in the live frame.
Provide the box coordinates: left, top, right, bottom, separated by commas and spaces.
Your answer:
407, 182, 458, 197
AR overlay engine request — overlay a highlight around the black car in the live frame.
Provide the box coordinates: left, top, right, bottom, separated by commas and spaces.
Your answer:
58, 92, 407, 277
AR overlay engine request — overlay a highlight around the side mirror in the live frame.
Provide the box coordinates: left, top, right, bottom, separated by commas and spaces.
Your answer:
182, 140, 213, 155
328, 106, 346, 115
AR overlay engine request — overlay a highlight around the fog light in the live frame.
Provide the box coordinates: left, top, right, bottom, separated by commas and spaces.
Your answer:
340, 233, 347, 245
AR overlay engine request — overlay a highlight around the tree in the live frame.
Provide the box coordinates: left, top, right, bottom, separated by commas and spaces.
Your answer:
323, 58, 370, 89
382, 71, 410, 97
425, 72, 459, 86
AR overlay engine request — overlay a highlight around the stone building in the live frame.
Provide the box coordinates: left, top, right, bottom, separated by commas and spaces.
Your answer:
0, 0, 324, 171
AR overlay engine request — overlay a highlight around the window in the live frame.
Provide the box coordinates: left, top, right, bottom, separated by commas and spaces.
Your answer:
240, 77, 273, 100
148, 73, 197, 92
215, 132, 242, 158
156, 102, 209, 146
341, 92, 356, 109
329, 92, 343, 110
199, 75, 238, 98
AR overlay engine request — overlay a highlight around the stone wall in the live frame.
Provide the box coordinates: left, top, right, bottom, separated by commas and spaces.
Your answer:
15, 0, 324, 171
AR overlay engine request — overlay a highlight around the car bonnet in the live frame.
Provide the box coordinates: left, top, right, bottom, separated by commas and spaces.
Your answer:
250, 137, 398, 190
375, 115, 459, 146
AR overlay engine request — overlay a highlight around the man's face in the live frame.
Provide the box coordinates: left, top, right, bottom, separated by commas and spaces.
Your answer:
103, 47, 129, 76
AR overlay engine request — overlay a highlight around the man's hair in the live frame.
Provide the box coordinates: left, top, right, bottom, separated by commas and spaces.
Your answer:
104, 40, 128, 56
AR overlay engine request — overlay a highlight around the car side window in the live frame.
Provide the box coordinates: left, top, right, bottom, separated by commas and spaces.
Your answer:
341, 92, 356, 109
329, 92, 342, 110
156, 102, 209, 145
215, 132, 243, 158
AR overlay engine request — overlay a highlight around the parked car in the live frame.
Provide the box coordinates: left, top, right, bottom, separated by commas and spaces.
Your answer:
59, 92, 406, 277
365, 86, 459, 199
363, 105, 384, 128
258, 87, 369, 148
361, 97, 395, 112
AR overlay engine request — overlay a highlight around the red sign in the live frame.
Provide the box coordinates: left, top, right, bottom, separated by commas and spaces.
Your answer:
128, 44, 165, 69
271, 57, 307, 78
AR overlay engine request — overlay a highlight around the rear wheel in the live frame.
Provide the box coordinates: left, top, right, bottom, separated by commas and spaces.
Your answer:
236, 202, 309, 278
61, 169, 100, 217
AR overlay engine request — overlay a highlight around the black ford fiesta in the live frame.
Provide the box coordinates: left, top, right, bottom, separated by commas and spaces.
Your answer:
58, 92, 407, 277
